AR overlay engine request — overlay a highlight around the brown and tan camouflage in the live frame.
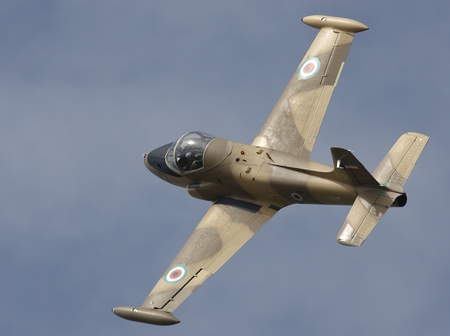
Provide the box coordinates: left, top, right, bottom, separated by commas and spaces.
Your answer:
112, 15, 429, 326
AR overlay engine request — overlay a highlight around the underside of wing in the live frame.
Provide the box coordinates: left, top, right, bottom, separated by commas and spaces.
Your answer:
252, 15, 368, 159
140, 198, 278, 316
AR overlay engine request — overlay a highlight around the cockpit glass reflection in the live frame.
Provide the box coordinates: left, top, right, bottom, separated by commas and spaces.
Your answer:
165, 131, 216, 174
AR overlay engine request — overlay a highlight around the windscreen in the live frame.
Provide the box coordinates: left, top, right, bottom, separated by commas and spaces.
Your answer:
165, 131, 216, 174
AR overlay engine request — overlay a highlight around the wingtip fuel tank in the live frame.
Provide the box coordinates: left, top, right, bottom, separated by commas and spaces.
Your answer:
112, 306, 180, 325
302, 15, 369, 33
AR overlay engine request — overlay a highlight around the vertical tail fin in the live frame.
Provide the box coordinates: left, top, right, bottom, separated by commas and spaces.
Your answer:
372, 132, 429, 193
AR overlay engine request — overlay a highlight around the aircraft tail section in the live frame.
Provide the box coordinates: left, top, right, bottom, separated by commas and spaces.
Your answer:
330, 147, 380, 187
334, 132, 429, 246
336, 189, 400, 246
372, 132, 429, 193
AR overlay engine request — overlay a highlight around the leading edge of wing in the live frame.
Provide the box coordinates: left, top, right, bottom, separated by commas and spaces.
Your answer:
252, 15, 368, 159
137, 198, 278, 320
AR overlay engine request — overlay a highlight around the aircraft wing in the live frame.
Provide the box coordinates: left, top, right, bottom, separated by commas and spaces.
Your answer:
140, 198, 278, 315
252, 15, 368, 159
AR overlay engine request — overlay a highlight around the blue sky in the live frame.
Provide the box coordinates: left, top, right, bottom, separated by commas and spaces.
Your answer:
1, 1, 448, 335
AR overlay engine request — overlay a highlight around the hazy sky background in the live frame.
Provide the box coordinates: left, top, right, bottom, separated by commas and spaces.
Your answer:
2, 1, 448, 335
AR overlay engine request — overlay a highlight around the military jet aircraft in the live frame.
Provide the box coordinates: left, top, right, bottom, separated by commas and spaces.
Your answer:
113, 15, 429, 326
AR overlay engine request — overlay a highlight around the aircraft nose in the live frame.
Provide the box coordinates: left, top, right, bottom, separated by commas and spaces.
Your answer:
144, 143, 181, 177
145, 143, 170, 171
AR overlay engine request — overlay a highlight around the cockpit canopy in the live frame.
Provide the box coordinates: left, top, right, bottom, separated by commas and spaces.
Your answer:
166, 131, 216, 174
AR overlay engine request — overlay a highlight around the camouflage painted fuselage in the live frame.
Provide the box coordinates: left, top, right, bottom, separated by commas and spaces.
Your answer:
145, 137, 357, 209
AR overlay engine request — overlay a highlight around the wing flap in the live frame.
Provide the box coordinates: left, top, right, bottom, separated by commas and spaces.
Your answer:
141, 198, 278, 313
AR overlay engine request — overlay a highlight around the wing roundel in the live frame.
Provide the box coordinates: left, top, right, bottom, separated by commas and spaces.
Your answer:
139, 198, 278, 316
252, 15, 368, 159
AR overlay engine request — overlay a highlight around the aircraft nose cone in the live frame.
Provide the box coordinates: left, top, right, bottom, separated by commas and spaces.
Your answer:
144, 143, 181, 177
145, 143, 171, 172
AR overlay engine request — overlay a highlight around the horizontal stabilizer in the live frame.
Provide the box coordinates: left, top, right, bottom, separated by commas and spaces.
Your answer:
373, 132, 429, 192
337, 189, 401, 246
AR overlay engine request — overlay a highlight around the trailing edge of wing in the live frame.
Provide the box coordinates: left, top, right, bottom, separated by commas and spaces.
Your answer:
252, 15, 368, 159
138, 198, 278, 318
